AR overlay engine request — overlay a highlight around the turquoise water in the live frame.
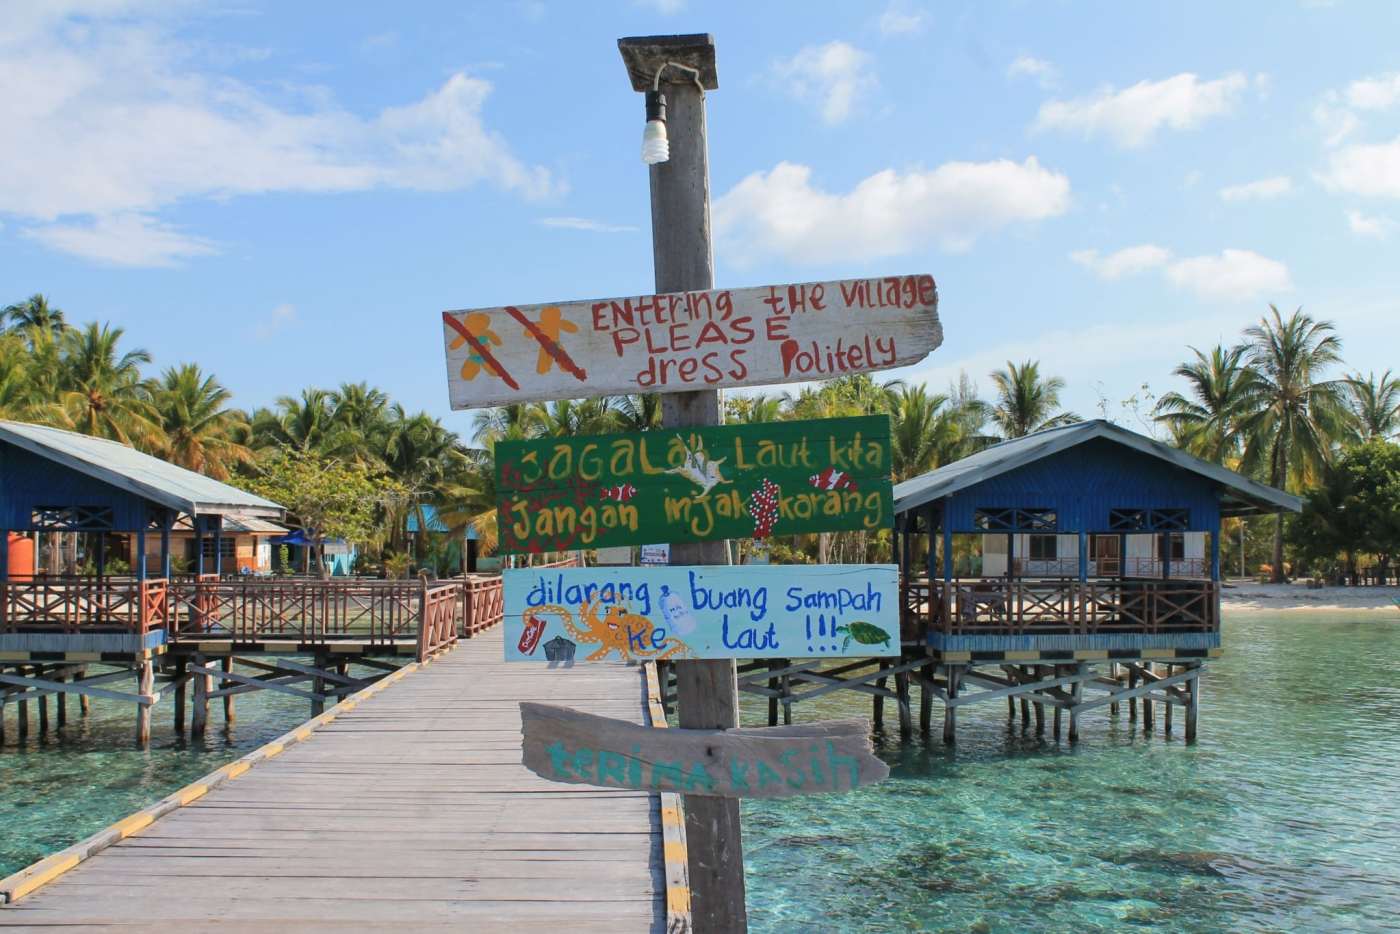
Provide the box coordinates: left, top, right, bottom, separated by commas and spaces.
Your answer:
0, 669, 324, 877
742, 612, 1400, 932
3, 616, 1398, 932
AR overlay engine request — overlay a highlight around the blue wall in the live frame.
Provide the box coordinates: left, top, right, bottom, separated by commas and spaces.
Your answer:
941, 439, 1222, 533
0, 443, 158, 531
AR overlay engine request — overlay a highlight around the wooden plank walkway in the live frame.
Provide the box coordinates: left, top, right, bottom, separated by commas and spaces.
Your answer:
0, 628, 665, 931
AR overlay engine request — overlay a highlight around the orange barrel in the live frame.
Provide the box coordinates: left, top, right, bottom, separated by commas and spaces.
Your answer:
7, 533, 35, 580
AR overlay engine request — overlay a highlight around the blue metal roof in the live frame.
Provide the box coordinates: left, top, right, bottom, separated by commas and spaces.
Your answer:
892, 419, 1301, 518
406, 504, 478, 539
0, 420, 284, 518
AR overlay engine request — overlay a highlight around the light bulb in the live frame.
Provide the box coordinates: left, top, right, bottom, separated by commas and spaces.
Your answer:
641, 119, 669, 164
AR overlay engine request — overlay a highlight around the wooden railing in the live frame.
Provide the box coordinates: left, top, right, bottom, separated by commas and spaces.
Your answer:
418, 583, 460, 661
168, 578, 424, 644
0, 577, 162, 633
901, 576, 1218, 638
1010, 557, 1210, 578
461, 576, 504, 637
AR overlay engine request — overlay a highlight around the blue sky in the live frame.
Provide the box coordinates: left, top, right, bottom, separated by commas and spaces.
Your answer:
3, 1, 1398, 438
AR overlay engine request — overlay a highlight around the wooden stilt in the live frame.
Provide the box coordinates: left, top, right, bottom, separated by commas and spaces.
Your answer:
1185, 666, 1200, 743
919, 662, 934, 734
17, 669, 29, 742
1163, 664, 1174, 735
1052, 665, 1063, 739
173, 659, 187, 734
1020, 693, 1030, 727
1109, 662, 1120, 717
942, 666, 959, 744
222, 657, 236, 724
1007, 694, 1016, 719
1032, 666, 1045, 735
1142, 663, 1155, 734
895, 669, 912, 738
1128, 665, 1139, 722
780, 672, 792, 725
136, 659, 153, 747
56, 672, 67, 727
192, 654, 209, 738
37, 665, 50, 734
311, 653, 327, 717
767, 663, 779, 727
1068, 663, 1085, 743
872, 659, 889, 732
79, 666, 90, 716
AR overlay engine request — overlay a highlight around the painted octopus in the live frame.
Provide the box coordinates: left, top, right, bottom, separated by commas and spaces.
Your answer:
563, 598, 691, 662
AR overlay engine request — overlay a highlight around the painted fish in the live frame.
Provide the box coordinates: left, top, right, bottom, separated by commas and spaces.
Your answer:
836, 621, 891, 652
809, 467, 857, 491
599, 483, 637, 503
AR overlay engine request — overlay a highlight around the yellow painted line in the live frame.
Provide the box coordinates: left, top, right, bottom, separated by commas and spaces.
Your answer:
666, 885, 692, 913
1002, 651, 1043, 662
329, 644, 360, 653
196, 642, 224, 653
940, 651, 972, 663
1207, 648, 1224, 657
176, 785, 209, 806
0, 651, 438, 906
62, 653, 102, 662
112, 813, 154, 839
0, 652, 28, 662
663, 841, 687, 862
2, 855, 80, 902
1074, 650, 1109, 660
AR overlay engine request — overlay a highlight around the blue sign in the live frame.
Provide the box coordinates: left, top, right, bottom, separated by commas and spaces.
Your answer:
504, 564, 899, 662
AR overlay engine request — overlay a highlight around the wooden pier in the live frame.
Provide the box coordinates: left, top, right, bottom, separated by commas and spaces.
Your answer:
0, 626, 668, 931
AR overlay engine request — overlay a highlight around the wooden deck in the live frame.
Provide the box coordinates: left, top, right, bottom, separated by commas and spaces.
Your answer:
0, 628, 666, 931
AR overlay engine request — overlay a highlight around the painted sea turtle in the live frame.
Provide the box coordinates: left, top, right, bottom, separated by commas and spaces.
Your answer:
836, 621, 891, 652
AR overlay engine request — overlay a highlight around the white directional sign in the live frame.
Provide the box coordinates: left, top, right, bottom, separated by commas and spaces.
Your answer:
441, 275, 941, 409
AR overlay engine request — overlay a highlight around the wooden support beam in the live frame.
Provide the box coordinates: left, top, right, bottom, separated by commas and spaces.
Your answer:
37, 666, 50, 734
943, 665, 960, 744
1143, 663, 1155, 734
1128, 665, 1138, 722
1163, 664, 1173, 734
895, 669, 912, 738
191, 654, 209, 738
173, 659, 187, 734
872, 659, 889, 731
78, 667, 90, 716
222, 657, 236, 724
919, 662, 934, 734
188, 663, 325, 703
0, 670, 153, 707
1072, 668, 1197, 716
1185, 666, 1200, 743
55, 671, 67, 728
948, 670, 1094, 708
136, 660, 153, 746
1033, 665, 1045, 735
1109, 662, 1120, 717
1068, 663, 1085, 743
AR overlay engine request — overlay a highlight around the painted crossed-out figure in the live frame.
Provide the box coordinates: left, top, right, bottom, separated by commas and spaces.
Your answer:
450, 305, 580, 381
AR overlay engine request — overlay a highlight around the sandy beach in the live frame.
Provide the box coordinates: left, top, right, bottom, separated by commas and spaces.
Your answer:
1221, 581, 1400, 613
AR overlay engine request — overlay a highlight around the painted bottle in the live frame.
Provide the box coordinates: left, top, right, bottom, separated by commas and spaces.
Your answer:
658, 585, 697, 635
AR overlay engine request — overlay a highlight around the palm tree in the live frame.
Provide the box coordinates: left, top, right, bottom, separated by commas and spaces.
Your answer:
435, 451, 500, 554
55, 322, 161, 446
472, 403, 539, 446
534, 397, 618, 437
3, 294, 66, 337
0, 333, 41, 421
989, 360, 1077, 438
1153, 344, 1257, 463
614, 394, 663, 432
1345, 370, 1400, 440
330, 382, 391, 462
725, 393, 785, 425
251, 388, 338, 452
1239, 306, 1349, 582
151, 364, 252, 480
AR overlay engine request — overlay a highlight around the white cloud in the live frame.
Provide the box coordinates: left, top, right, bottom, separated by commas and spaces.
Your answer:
1347, 210, 1394, 238
1007, 55, 1057, 89
771, 41, 877, 126
1218, 176, 1293, 201
1070, 244, 1171, 280
714, 157, 1071, 265
877, 3, 927, 36
1319, 135, 1400, 198
633, 0, 685, 12
1072, 245, 1292, 301
253, 303, 298, 341
537, 216, 637, 233
23, 213, 217, 267
0, 4, 554, 267
1182, 170, 1203, 189
1034, 72, 1248, 148
1165, 249, 1293, 301
1345, 71, 1400, 111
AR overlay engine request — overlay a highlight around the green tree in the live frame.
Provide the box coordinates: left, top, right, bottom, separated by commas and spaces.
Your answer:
250, 388, 338, 452
1345, 369, 1400, 441
0, 333, 40, 421
151, 364, 252, 480
724, 393, 784, 425
533, 397, 618, 437
3, 294, 67, 336
989, 360, 1077, 438
471, 403, 538, 446
245, 448, 400, 578
1153, 344, 1257, 463
1290, 440, 1400, 582
1239, 306, 1349, 581
56, 322, 161, 447
614, 394, 663, 432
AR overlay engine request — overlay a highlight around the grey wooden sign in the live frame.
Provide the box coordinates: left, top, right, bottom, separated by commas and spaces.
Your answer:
519, 702, 888, 798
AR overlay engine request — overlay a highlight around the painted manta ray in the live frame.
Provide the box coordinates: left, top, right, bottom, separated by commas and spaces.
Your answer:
666, 437, 728, 494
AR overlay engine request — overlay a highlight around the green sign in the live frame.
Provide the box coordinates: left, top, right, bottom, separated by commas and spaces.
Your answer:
495, 415, 892, 554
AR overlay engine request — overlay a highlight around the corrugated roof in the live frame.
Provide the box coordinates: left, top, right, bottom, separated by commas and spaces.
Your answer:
0, 420, 285, 519
892, 419, 1302, 518
172, 514, 289, 535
